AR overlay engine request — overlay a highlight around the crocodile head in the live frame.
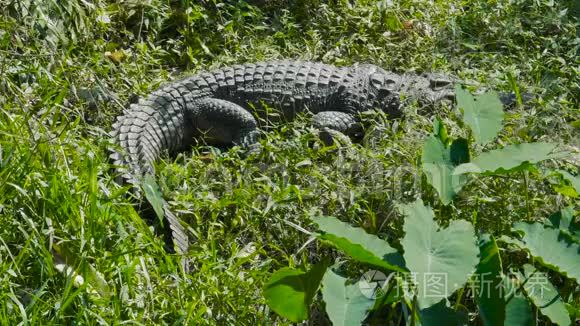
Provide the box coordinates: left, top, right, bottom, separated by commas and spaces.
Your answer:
361, 64, 456, 116
401, 73, 456, 107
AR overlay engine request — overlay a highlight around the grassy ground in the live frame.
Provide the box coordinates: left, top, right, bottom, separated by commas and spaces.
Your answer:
0, 0, 578, 324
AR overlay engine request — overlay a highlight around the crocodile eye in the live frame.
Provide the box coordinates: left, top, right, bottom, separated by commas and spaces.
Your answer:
370, 75, 383, 87
384, 78, 397, 90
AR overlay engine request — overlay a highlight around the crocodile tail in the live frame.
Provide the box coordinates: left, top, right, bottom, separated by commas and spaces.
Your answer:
132, 195, 190, 271
163, 201, 190, 256
109, 82, 191, 265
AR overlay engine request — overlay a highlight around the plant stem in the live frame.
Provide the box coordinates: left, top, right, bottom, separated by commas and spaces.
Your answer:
522, 171, 531, 220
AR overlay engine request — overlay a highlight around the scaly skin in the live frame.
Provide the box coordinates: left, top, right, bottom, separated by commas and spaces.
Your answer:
109, 60, 458, 259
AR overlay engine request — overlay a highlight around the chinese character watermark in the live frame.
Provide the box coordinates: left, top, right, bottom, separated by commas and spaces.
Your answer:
356, 270, 552, 301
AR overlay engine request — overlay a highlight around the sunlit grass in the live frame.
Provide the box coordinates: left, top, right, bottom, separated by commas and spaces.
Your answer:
0, 0, 577, 324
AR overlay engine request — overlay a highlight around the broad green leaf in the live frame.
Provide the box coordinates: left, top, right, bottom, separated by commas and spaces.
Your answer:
455, 85, 504, 145
320, 266, 375, 326
512, 222, 580, 281
422, 135, 469, 204
450, 138, 470, 166
419, 299, 468, 326
311, 216, 406, 272
454, 142, 563, 175
556, 170, 580, 193
399, 199, 479, 308
263, 261, 327, 322
372, 272, 404, 308
305, 261, 328, 308
474, 234, 505, 326
521, 264, 571, 326
505, 296, 533, 326
433, 117, 450, 146
548, 206, 579, 242
504, 276, 533, 326
552, 184, 579, 198
550, 169, 580, 198
422, 136, 455, 204
142, 174, 164, 223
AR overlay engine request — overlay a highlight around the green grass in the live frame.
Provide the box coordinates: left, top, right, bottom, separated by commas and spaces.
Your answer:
0, 0, 578, 324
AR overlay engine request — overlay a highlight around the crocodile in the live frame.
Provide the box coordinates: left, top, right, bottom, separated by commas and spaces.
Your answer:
109, 60, 512, 262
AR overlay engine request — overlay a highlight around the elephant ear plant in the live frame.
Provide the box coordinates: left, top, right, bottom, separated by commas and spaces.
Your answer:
263, 89, 579, 325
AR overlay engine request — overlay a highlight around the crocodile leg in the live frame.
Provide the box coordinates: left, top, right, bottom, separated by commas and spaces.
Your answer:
312, 111, 361, 146
190, 98, 259, 147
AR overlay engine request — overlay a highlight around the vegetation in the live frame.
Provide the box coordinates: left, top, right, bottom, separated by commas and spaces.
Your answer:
263, 91, 579, 324
0, 0, 578, 324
